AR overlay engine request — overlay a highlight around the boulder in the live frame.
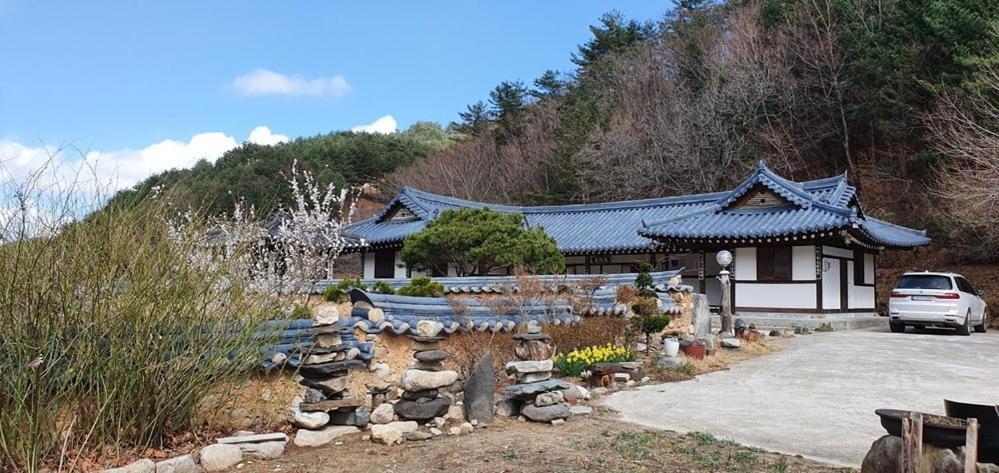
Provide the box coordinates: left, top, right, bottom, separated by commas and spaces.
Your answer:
496, 398, 520, 417
293, 425, 359, 448
502, 379, 572, 400
289, 408, 329, 429
414, 350, 448, 363
463, 354, 495, 425
514, 340, 556, 361
459, 422, 474, 434
154, 455, 201, 473
328, 408, 369, 427
720, 338, 742, 349
526, 320, 542, 334
534, 391, 564, 407
101, 459, 155, 473
569, 405, 593, 416
400, 369, 459, 391
400, 388, 439, 401
521, 402, 571, 422
505, 359, 553, 375
300, 376, 349, 396
411, 361, 444, 371
691, 295, 715, 351
238, 441, 285, 460
393, 397, 451, 421
416, 320, 444, 338
313, 304, 340, 325
370, 403, 395, 424
561, 384, 590, 403
314, 332, 343, 349
371, 421, 418, 445
199, 444, 242, 472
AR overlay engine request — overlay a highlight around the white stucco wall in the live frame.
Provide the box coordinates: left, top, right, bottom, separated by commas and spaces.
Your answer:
393, 251, 407, 279
792, 246, 815, 280
735, 247, 756, 281
362, 252, 375, 279
847, 260, 876, 309
737, 282, 816, 309
822, 257, 841, 310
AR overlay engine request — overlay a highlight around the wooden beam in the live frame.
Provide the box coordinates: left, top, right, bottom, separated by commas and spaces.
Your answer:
901, 412, 923, 473
965, 418, 979, 473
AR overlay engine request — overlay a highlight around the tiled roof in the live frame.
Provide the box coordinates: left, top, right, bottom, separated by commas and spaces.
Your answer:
640, 162, 930, 249
346, 161, 929, 252
313, 270, 685, 295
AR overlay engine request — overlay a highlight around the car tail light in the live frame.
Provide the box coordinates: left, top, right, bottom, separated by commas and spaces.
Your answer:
890, 291, 907, 298
935, 292, 960, 300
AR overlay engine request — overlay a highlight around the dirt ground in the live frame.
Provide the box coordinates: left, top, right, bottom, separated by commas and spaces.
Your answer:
237, 408, 853, 473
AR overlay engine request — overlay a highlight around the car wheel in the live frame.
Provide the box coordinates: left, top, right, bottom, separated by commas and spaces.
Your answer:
974, 310, 988, 333
956, 311, 972, 336
889, 320, 906, 333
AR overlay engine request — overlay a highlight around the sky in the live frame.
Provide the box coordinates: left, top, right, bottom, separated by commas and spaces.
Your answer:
0, 1, 670, 190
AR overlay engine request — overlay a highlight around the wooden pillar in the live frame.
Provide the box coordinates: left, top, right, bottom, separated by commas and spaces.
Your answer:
697, 250, 706, 294
584, 255, 592, 274
815, 244, 823, 312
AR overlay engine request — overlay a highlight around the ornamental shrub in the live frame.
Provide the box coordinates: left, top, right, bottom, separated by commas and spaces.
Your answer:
322, 278, 368, 303
397, 275, 445, 297
553, 344, 636, 377
291, 304, 314, 318
372, 280, 395, 294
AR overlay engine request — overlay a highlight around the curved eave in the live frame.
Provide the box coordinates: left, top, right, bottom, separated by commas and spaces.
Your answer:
850, 218, 931, 249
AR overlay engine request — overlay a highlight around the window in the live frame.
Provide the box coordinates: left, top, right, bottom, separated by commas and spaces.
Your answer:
956, 277, 976, 294
756, 247, 791, 280
895, 275, 952, 290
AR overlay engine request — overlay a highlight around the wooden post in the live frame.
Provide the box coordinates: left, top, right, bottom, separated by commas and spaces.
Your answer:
965, 418, 979, 473
902, 412, 923, 473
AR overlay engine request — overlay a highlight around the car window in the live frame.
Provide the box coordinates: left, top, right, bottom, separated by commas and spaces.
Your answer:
957, 277, 976, 294
896, 275, 953, 290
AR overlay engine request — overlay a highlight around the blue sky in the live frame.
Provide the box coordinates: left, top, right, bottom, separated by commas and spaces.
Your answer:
1, 1, 669, 187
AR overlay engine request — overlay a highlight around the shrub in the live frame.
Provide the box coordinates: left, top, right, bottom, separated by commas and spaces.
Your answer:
631, 297, 660, 317
553, 344, 636, 377
291, 304, 314, 318
372, 280, 395, 294
631, 315, 671, 351
550, 315, 630, 353
323, 278, 368, 302
442, 331, 518, 385
396, 275, 444, 297
0, 196, 287, 471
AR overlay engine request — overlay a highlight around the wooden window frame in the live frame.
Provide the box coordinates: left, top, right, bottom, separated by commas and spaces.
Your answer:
757, 246, 792, 281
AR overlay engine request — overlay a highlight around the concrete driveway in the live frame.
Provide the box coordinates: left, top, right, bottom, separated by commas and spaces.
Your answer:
603, 327, 999, 466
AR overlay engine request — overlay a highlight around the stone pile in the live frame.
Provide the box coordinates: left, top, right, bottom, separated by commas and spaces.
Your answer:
291, 305, 365, 446
502, 321, 571, 423
393, 320, 458, 423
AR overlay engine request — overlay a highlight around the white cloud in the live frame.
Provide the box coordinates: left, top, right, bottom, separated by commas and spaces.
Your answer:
247, 126, 289, 146
351, 115, 397, 134
0, 126, 287, 192
232, 69, 351, 97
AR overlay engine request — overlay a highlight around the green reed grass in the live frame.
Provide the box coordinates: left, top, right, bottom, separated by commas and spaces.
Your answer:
0, 196, 289, 471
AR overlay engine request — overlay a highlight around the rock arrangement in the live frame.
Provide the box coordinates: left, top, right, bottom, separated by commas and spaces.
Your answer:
394, 320, 458, 423
291, 305, 365, 445
502, 321, 571, 423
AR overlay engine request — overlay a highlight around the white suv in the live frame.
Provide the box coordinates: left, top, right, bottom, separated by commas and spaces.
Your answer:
888, 272, 988, 335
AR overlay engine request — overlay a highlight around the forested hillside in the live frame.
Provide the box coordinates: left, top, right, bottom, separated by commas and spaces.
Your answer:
385, 0, 998, 262
107, 122, 455, 215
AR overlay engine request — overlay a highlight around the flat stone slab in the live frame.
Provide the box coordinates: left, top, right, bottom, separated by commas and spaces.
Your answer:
293, 425, 359, 447
502, 379, 572, 399
414, 349, 448, 362
400, 369, 459, 391
521, 402, 571, 422
505, 359, 553, 375
300, 398, 363, 412
216, 432, 288, 444
299, 359, 365, 379
394, 397, 452, 421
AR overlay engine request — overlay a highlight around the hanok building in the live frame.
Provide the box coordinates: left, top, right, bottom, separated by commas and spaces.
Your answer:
344, 162, 930, 317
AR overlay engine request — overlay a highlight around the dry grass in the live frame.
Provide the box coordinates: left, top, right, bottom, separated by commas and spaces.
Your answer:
550, 316, 632, 354
443, 331, 519, 385
236, 408, 853, 473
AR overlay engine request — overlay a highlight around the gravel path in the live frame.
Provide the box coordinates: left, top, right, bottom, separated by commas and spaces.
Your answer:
603, 326, 999, 466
